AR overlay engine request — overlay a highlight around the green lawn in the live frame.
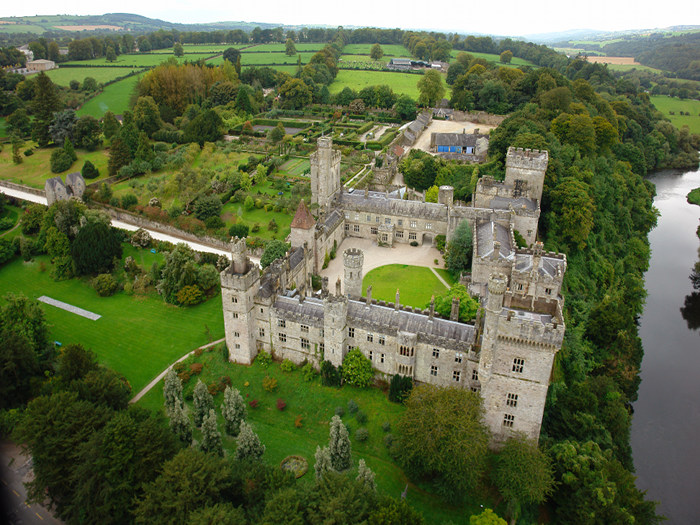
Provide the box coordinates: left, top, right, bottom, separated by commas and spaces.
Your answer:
363, 264, 449, 309
137, 349, 484, 524
651, 95, 700, 134
342, 44, 411, 57
0, 205, 21, 238
0, 252, 225, 393
221, 201, 292, 241
63, 53, 214, 67
245, 43, 325, 53
450, 50, 536, 68
0, 117, 6, 138
46, 67, 142, 87
0, 145, 110, 188
330, 70, 423, 98
150, 44, 238, 54
434, 268, 456, 286
339, 54, 389, 65
280, 158, 311, 176
77, 73, 144, 118
241, 52, 313, 66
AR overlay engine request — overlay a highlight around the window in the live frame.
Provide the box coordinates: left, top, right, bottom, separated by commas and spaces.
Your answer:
453, 370, 461, 382
279, 333, 287, 342
398, 364, 413, 376
278, 319, 286, 328
353, 224, 360, 233
506, 393, 518, 407
512, 358, 525, 373
432, 348, 440, 358
301, 325, 309, 333
355, 213, 360, 221
398, 219, 403, 226
320, 328, 324, 337
371, 227, 378, 235
410, 220, 417, 228
426, 223, 432, 230
232, 297, 238, 303
260, 308, 264, 313
344, 212, 350, 219
455, 352, 463, 364
367, 333, 373, 343
430, 365, 438, 376
369, 351, 373, 361
319, 342, 325, 353
409, 232, 417, 240
503, 414, 515, 428
472, 369, 479, 381
516, 283, 524, 291
348, 327, 355, 338
395, 230, 404, 239
301, 338, 310, 350
234, 331, 240, 338
235, 343, 240, 349
366, 215, 371, 222
381, 353, 385, 363
545, 288, 552, 295
379, 336, 385, 346
375, 216, 380, 223
381, 234, 388, 242
232, 312, 239, 319
400, 345, 414, 357
345, 224, 349, 231
385, 218, 391, 224
259, 328, 265, 337
470, 386, 480, 393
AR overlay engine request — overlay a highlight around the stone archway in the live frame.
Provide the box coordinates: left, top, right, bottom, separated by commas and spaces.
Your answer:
422, 233, 434, 246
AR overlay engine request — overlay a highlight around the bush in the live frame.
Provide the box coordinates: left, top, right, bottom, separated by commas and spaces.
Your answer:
204, 216, 225, 229
335, 406, 345, 417
302, 362, 316, 381
410, 241, 419, 247
23, 148, 34, 157
249, 399, 259, 408
341, 348, 374, 388
382, 421, 391, 433
355, 428, 369, 442
176, 285, 204, 305
229, 223, 250, 238
281, 359, 295, 373
92, 273, 119, 297
320, 360, 342, 387
50, 149, 73, 173
0, 218, 14, 231
347, 399, 358, 414
384, 433, 394, 448
276, 398, 287, 411
262, 376, 278, 392
121, 194, 138, 210
388, 374, 413, 403
356, 411, 368, 424
190, 363, 203, 375
256, 350, 272, 368
82, 160, 99, 179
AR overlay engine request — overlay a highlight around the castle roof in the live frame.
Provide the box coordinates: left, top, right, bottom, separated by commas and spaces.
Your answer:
514, 253, 566, 278
476, 221, 514, 259
490, 196, 537, 211
45, 177, 65, 190
430, 132, 487, 147
340, 191, 448, 221
290, 200, 315, 230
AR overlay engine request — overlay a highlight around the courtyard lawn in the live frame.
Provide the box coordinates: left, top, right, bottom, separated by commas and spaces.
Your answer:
363, 264, 450, 309
78, 73, 144, 118
46, 66, 142, 87
330, 70, 423, 99
0, 145, 110, 188
342, 44, 411, 57
137, 349, 485, 524
434, 268, 456, 286
0, 253, 225, 393
651, 95, 700, 134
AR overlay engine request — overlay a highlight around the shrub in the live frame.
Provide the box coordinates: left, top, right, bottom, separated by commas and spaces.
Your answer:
50, 149, 73, 173
388, 373, 413, 403
24, 148, 34, 157
436, 234, 446, 252
256, 350, 272, 368
347, 400, 358, 414
81, 160, 99, 179
382, 421, 391, 433
207, 382, 220, 396
176, 284, 204, 305
356, 428, 369, 442
229, 223, 250, 238
321, 360, 342, 387
356, 411, 368, 424
410, 240, 419, 247
121, 194, 138, 210
302, 362, 316, 381
92, 273, 119, 297
248, 399, 259, 409
190, 363, 203, 375
335, 406, 345, 417
294, 414, 304, 428
342, 348, 374, 388
178, 370, 191, 383
262, 376, 278, 392
0, 218, 14, 231
276, 398, 287, 411
281, 359, 295, 373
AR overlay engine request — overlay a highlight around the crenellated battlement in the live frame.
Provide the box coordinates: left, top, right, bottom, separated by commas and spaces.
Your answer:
506, 147, 549, 171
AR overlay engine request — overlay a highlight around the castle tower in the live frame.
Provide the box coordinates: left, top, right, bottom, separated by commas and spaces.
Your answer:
504, 147, 548, 203
438, 185, 454, 207
310, 137, 341, 212
220, 238, 260, 364
323, 293, 348, 368
479, 273, 507, 384
343, 248, 364, 299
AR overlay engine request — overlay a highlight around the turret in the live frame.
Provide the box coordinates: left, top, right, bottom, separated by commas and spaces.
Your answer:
343, 248, 364, 299
310, 137, 342, 211
479, 273, 507, 382
438, 185, 454, 207
323, 292, 348, 368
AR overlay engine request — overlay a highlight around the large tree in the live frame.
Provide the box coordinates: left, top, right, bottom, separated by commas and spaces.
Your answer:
417, 69, 445, 107
31, 72, 62, 146
71, 221, 123, 275
370, 43, 384, 61
328, 414, 351, 471
278, 78, 312, 110
221, 386, 247, 436
445, 219, 473, 277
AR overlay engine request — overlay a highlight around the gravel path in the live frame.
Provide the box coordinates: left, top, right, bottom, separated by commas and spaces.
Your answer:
38, 296, 101, 320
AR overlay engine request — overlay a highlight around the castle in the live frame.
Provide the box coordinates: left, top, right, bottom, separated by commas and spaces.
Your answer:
220, 138, 566, 442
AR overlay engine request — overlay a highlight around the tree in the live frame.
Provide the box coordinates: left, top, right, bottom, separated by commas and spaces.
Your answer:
370, 43, 384, 61
73, 115, 102, 150
314, 445, 333, 479
7, 108, 31, 137
492, 434, 554, 521
356, 459, 376, 491
394, 94, 417, 121
184, 109, 223, 146
229, 223, 249, 238
221, 386, 247, 436
342, 348, 374, 387
189, 503, 247, 525
194, 194, 223, 221
49, 109, 77, 146
260, 240, 289, 268
285, 38, 297, 56
108, 137, 133, 175
329, 414, 352, 471
469, 508, 507, 525
235, 421, 265, 460
102, 111, 120, 140
200, 409, 224, 456
11, 134, 23, 165
432, 284, 479, 322
368, 497, 426, 525
278, 78, 312, 110
417, 69, 445, 107
173, 42, 184, 57
236, 86, 254, 114
82, 76, 98, 92
500, 50, 513, 64
425, 185, 439, 203
222, 47, 241, 65
0, 329, 39, 409
134, 96, 164, 137
445, 219, 473, 277
547, 178, 595, 250
168, 401, 193, 444
193, 379, 214, 427
156, 243, 198, 304
31, 72, 62, 146
163, 368, 183, 414
269, 121, 286, 143
105, 46, 117, 62
396, 384, 490, 502
71, 221, 122, 275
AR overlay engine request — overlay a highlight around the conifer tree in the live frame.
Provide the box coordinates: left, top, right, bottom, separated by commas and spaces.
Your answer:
63, 138, 77, 162
329, 415, 351, 471
235, 421, 265, 460
356, 459, 376, 491
220, 386, 246, 436
31, 72, 61, 147
314, 445, 332, 479
107, 137, 132, 176
168, 401, 193, 444
200, 409, 223, 457
102, 111, 120, 140
163, 369, 183, 414
193, 379, 213, 427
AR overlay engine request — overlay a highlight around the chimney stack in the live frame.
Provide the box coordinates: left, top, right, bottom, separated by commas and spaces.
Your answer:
395, 289, 400, 311
450, 298, 460, 321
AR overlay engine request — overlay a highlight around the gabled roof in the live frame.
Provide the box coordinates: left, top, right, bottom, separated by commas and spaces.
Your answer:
290, 200, 316, 230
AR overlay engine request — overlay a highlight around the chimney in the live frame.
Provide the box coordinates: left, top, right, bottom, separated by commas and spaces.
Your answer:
395, 289, 400, 311
450, 298, 460, 321
366, 285, 372, 308
335, 277, 342, 296
429, 295, 435, 321
492, 240, 501, 261
322, 276, 329, 295
473, 128, 479, 135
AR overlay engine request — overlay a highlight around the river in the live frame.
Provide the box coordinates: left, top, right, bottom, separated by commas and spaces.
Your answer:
631, 166, 700, 524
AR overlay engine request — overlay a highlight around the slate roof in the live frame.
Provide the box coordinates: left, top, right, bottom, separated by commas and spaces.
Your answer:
476, 221, 514, 259
490, 196, 537, 211
289, 246, 305, 270
45, 177, 65, 190
341, 191, 448, 221
514, 254, 565, 278
290, 200, 315, 230
431, 132, 482, 147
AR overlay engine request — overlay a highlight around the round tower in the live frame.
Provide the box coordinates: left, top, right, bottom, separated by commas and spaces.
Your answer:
343, 248, 364, 299
438, 185, 454, 207
486, 273, 507, 313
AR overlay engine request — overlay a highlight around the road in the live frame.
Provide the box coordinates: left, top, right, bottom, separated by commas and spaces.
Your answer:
0, 441, 62, 525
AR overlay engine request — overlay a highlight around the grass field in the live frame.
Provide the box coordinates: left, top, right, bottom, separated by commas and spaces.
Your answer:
221, 201, 293, 241
77, 73, 143, 118
0, 24, 45, 33
0, 252, 226, 393
650, 95, 700, 134
0, 117, 6, 138
245, 43, 326, 53
339, 54, 389, 64
0, 205, 21, 238
329, 70, 422, 98
241, 52, 313, 66
136, 348, 484, 524
604, 63, 664, 74
0, 145, 110, 188
342, 44, 410, 57
150, 44, 239, 54
363, 265, 449, 309
450, 50, 536, 68
46, 66, 143, 87
63, 53, 215, 67
280, 158, 311, 176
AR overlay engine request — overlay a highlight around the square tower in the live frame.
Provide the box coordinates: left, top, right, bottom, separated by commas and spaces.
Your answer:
504, 147, 548, 204
310, 137, 342, 212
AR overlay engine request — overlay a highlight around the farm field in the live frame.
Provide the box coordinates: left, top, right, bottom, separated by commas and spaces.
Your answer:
63, 53, 214, 67
342, 44, 410, 57
0, 145, 110, 188
363, 264, 449, 309
0, 23, 45, 33
77, 73, 144, 118
651, 95, 700, 134
280, 158, 311, 176
0, 253, 226, 394
241, 52, 313, 65
339, 54, 389, 64
246, 43, 326, 53
329, 70, 422, 98
450, 49, 536, 67
605, 62, 665, 74
150, 44, 240, 54
136, 349, 484, 524
46, 66, 142, 86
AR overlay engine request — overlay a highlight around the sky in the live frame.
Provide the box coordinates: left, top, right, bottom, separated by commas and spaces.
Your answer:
3, 0, 699, 37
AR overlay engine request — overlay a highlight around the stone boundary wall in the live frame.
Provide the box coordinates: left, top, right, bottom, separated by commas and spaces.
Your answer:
0, 180, 45, 197
452, 111, 507, 126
